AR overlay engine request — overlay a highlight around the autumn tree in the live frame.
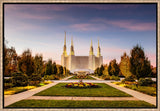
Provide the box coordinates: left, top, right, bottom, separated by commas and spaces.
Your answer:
130, 45, 152, 80
103, 64, 109, 75
99, 65, 104, 76
4, 45, 18, 76
18, 49, 35, 76
108, 59, 120, 76
119, 52, 132, 77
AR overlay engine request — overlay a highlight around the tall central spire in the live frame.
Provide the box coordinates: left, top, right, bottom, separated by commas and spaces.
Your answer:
97, 39, 101, 57
89, 40, 94, 55
70, 36, 75, 55
63, 31, 67, 56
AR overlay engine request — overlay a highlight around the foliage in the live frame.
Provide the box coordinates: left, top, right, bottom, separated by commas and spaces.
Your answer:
43, 75, 60, 80
29, 73, 42, 86
4, 83, 13, 89
99, 65, 104, 76
110, 75, 120, 81
34, 54, 43, 75
57, 65, 63, 75
108, 59, 120, 76
119, 52, 132, 77
18, 49, 35, 76
130, 45, 152, 79
52, 62, 57, 74
12, 72, 28, 86
45, 59, 53, 75
69, 75, 95, 80
122, 76, 135, 83
138, 78, 153, 86
4, 45, 18, 77
65, 82, 100, 88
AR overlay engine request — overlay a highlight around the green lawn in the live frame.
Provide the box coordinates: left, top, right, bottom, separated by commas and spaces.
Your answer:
113, 82, 156, 96
69, 75, 96, 80
34, 83, 132, 97
6, 100, 155, 108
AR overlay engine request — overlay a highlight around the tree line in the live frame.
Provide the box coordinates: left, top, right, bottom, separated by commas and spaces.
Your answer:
4, 42, 70, 86
94, 45, 156, 80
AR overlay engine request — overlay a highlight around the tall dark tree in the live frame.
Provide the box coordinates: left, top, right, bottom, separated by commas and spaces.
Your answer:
130, 45, 152, 79
34, 54, 43, 75
108, 59, 120, 76
99, 65, 104, 76
52, 62, 57, 74
45, 59, 52, 75
18, 49, 35, 76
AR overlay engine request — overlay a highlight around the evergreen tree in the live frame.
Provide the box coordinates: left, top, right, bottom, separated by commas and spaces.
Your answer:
45, 59, 52, 75
34, 54, 43, 75
108, 59, 120, 76
99, 65, 104, 76
130, 45, 152, 79
52, 62, 57, 74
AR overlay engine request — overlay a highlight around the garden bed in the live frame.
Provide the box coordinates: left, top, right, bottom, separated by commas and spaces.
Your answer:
68, 75, 96, 80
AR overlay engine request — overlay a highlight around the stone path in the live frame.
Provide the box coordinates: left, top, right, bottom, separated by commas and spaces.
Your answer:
26, 96, 138, 101
106, 82, 157, 106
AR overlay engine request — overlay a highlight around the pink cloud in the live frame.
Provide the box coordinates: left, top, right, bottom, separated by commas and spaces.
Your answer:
70, 23, 106, 31
92, 19, 156, 31
145, 53, 156, 67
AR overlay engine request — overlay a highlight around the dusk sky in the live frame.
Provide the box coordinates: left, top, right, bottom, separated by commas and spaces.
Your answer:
4, 4, 157, 67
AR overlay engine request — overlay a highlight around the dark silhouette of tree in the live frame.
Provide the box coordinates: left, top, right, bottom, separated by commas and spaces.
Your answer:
130, 45, 152, 80
45, 59, 52, 75
108, 59, 120, 76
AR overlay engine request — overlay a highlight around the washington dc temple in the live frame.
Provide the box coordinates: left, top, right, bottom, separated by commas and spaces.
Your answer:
61, 32, 103, 73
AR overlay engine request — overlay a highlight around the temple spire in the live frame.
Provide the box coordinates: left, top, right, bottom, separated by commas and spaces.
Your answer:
89, 40, 94, 55
97, 39, 101, 57
63, 31, 67, 56
70, 36, 75, 55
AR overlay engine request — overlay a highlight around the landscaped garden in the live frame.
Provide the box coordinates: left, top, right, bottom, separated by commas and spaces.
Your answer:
68, 75, 96, 80
34, 83, 131, 97
6, 100, 155, 108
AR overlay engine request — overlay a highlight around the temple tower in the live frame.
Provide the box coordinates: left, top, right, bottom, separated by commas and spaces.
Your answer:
89, 40, 95, 70
61, 32, 67, 68
69, 37, 75, 70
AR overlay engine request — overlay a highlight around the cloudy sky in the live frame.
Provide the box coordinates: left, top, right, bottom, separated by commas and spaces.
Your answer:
4, 4, 157, 67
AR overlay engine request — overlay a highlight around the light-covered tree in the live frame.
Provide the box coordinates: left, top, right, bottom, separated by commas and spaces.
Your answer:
119, 52, 132, 77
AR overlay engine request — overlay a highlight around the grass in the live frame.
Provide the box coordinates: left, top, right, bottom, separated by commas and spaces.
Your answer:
113, 82, 156, 96
6, 100, 155, 108
69, 75, 96, 80
34, 83, 131, 97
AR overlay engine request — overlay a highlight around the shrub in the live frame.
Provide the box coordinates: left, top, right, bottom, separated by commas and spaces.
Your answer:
4, 78, 12, 83
138, 78, 153, 86
124, 76, 135, 82
103, 75, 110, 80
43, 75, 60, 80
29, 73, 42, 86
110, 75, 120, 81
4, 83, 13, 89
12, 72, 28, 86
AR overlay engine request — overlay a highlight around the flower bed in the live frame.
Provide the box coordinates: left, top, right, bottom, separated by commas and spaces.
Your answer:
76, 75, 89, 79
65, 82, 100, 88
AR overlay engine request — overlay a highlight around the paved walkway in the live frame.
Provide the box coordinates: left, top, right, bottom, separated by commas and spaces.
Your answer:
106, 82, 156, 106
26, 96, 138, 101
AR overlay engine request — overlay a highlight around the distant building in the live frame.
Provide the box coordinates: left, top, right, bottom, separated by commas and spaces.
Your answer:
61, 32, 103, 73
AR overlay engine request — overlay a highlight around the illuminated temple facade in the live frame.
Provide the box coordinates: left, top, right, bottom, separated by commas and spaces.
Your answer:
61, 32, 103, 71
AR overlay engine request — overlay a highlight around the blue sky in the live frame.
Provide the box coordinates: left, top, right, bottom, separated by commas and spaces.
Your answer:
4, 4, 157, 66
